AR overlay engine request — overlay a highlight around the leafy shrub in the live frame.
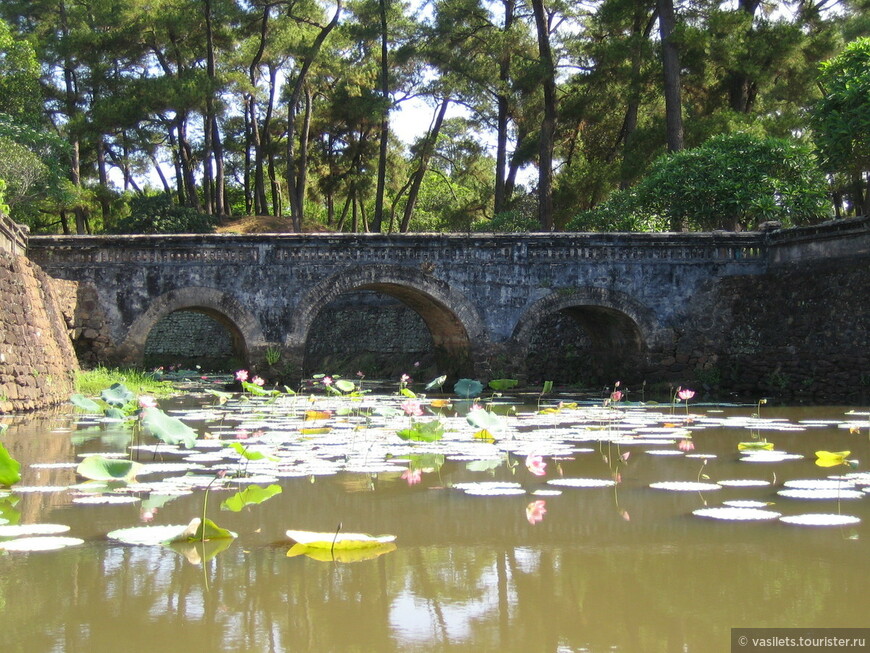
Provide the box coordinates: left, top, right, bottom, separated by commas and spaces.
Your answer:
567, 132, 830, 232
111, 193, 217, 234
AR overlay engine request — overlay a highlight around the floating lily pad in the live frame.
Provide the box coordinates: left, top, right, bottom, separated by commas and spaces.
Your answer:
779, 513, 862, 526
76, 456, 143, 482
723, 500, 771, 508
783, 479, 857, 490
547, 478, 617, 488
107, 524, 195, 545
0, 536, 84, 551
0, 523, 71, 537
649, 481, 722, 491
286, 530, 396, 549
693, 507, 781, 521
777, 489, 866, 500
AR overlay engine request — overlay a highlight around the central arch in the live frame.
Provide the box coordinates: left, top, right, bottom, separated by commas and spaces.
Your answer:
290, 265, 486, 379
511, 287, 659, 386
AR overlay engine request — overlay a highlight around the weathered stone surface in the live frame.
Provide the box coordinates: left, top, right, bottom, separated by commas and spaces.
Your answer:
21, 216, 870, 403
0, 249, 78, 413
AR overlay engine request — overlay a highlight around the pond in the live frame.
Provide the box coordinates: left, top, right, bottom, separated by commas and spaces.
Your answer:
0, 379, 868, 652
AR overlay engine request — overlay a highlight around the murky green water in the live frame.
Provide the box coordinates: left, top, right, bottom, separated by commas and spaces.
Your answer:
1, 399, 868, 652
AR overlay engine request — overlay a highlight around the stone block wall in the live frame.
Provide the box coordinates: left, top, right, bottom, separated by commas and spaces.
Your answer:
0, 251, 78, 413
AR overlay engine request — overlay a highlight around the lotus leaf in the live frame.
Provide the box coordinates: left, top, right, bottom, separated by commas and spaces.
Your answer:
226, 442, 279, 461
220, 484, 283, 512
335, 379, 356, 393
397, 419, 444, 442
425, 375, 447, 391
286, 529, 396, 549
100, 383, 134, 406
453, 378, 483, 398
76, 455, 143, 482
140, 407, 198, 449
241, 381, 279, 396
0, 443, 22, 487
70, 394, 102, 413
467, 408, 505, 433
167, 517, 237, 543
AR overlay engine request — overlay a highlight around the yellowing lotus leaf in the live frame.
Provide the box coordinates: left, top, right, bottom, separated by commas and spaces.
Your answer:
286, 529, 396, 550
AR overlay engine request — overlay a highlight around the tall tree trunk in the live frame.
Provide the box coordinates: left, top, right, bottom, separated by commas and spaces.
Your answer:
371, 0, 391, 232
728, 0, 761, 112
286, 0, 342, 230
494, 0, 515, 215
530, 0, 556, 231
657, 0, 683, 154
400, 97, 450, 232
176, 116, 200, 210
95, 138, 111, 224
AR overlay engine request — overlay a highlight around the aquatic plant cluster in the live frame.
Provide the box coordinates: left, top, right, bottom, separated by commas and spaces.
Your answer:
0, 372, 868, 555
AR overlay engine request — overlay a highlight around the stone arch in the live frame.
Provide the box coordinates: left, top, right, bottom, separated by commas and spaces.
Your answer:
290, 265, 486, 378
116, 287, 266, 367
511, 287, 660, 384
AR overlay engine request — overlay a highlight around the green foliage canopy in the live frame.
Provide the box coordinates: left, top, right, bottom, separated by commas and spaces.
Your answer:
568, 133, 831, 232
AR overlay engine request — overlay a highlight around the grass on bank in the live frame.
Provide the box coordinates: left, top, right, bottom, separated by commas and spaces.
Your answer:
75, 367, 177, 398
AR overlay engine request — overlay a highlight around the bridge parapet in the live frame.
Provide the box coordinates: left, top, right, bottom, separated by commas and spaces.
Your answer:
0, 214, 28, 256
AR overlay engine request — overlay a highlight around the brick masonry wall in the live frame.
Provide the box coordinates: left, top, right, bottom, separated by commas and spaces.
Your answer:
0, 251, 78, 413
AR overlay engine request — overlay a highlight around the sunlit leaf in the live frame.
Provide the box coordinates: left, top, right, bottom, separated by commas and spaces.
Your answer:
335, 379, 356, 393
241, 381, 279, 396
70, 394, 102, 413
100, 383, 134, 406
814, 450, 850, 468
205, 389, 233, 404
140, 407, 198, 449
0, 536, 84, 552
76, 455, 143, 482
737, 441, 775, 451
304, 410, 332, 421
0, 442, 21, 487
467, 408, 505, 433
400, 387, 417, 399
220, 484, 283, 512
465, 459, 503, 472
286, 529, 396, 549
167, 537, 234, 564
167, 517, 237, 543
541, 380, 554, 395
453, 378, 483, 398
472, 429, 496, 442
226, 442, 279, 461
429, 399, 452, 408
425, 375, 447, 391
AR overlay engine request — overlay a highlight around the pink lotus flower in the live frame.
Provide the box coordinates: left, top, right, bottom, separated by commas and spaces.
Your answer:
251, 376, 265, 386
610, 390, 623, 403
401, 400, 424, 416
677, 388, 695, 401
525, 454, 547, 476
400, 373, 411, 384
526, 500, 547, 525
235, 369, 249, 382
138, 395, 157, 408
620, 451, 631, 462
401, 469, 423, 485
679, 439, 695, 451
322, 376, 333, 386
234, 428, 251, 440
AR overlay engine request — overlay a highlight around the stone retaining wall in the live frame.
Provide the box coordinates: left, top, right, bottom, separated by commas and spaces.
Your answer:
0, 250, 78, 413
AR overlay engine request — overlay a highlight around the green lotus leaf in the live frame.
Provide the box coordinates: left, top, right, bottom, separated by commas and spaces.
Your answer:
76, 455, 143, 482
220, 484, 283, 512
103, 407, 128, 421
287, 541, 397, 562
286, 529, 396, 549
335, 379, 356, 393
140, 407, 198, 449
225, 441, 279, 461
70, 394, 102, 413
488, 379, 518, 391
397, 419, 445, 442
167, 536, 234, 564
0, 442, 21, 487
166, 517, 237, 543
453, 378, 484, 398
241, 381, 279, 396
100, 383, 134, 406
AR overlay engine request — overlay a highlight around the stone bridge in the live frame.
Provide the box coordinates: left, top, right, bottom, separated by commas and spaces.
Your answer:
26, 218, 870, 396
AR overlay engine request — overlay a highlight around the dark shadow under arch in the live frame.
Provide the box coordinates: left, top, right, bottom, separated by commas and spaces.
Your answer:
117, 287, 265, 367
512, 288, 657, 386
291, 266, 486, 380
